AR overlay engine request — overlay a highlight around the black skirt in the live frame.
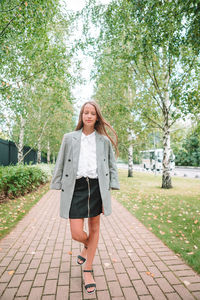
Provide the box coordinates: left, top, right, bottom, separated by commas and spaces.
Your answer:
69, 177, 102, 219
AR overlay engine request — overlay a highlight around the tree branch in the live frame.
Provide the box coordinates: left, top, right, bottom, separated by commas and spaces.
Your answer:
132, 65, 163, 112
0, 1, 26, 37
19, 113, 51, 161
143, 56, 164, 105
151, 55, 164, 97
169, 118, 178, 128
175, 56, 196, 88
0, 1, 25, 13
0, 66, 46, 91
142, 112, 164, 130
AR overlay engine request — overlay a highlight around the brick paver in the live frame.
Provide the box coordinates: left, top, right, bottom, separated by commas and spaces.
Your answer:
0, 190, 200, 299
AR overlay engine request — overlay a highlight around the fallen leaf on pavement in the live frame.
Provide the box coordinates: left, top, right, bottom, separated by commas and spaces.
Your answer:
8, 270, 14, 275
146, 271, 151, 276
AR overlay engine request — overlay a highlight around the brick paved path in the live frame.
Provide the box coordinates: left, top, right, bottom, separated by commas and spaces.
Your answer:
0, 190, 200, 300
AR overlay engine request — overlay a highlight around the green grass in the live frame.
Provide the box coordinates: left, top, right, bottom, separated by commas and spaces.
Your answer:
0, 182, 49, 240
113, 169, 200, 274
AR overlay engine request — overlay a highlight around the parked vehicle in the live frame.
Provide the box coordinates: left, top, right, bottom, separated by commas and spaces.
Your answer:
140, 149, 175, 171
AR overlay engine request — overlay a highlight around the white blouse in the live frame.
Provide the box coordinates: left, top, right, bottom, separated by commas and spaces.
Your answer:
76, 131, 98, 179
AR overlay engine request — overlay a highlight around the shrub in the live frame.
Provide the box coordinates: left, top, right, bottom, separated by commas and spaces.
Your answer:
175, 132, 200, 167
0, 164, 48, 201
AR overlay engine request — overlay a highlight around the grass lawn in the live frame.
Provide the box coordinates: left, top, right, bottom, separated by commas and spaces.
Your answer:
113, 169, 200, 274
0, 182, 50, 240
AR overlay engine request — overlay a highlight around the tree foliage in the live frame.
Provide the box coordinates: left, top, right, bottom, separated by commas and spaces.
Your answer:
175, 124, 200, 166
0, 0, 75, 160
80, 0, 200, 187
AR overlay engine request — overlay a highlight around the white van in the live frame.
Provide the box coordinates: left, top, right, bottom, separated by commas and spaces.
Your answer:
140, 149, 175, 171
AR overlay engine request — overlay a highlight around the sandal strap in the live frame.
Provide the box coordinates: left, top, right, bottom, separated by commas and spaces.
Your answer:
85, 283, 96, 289
77, 255, 86, 262
83, 269, 93, 273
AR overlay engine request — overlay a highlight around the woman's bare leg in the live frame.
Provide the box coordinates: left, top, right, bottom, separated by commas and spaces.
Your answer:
84, 215, 100, 293
69, 215, 101, 293
69, 218, 88, 263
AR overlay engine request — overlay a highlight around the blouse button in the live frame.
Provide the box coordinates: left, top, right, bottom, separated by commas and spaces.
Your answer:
106, 173, 108, 176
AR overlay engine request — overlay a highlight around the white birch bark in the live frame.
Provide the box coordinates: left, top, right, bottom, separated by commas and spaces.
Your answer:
37, 137, 42, 164
128, 140, 133, 177
127, 84, 133, 177
47, 140, 51, 164
37, 106, 42, 164
162, 73, 172, 188
18, 115, 26, 164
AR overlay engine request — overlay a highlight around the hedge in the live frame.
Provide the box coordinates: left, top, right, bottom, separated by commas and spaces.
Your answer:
0, 164, 48, 201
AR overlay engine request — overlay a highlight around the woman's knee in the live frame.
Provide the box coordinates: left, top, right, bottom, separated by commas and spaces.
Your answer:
89, 217, 100, 234
71, 229, 84, 241
70, 219, 85, 241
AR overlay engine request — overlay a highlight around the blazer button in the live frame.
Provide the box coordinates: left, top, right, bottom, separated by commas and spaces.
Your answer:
65, 174, 68, 177
104, 159, 106, 161
106, 173, 108, 176
68, 159, 71, 162
62, 189, 64, 192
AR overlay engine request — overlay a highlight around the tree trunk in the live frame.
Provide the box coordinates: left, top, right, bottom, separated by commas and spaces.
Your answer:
37, 106, 42, 164
162, 126, 172, 188
18, 115, 26, 164
37, 137, 42, 164
162, 75, 172, 189
127, 84, 134, 177
47, 140, 51, 164
128, 143, 133, 177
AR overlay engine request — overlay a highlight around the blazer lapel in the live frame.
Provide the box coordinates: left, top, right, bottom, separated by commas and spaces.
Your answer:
72, 129, 82, 173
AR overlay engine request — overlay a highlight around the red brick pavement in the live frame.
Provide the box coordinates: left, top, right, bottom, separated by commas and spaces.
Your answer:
0, 190, 200, 300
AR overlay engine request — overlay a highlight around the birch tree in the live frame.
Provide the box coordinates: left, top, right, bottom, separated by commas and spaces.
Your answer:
93, 53, 146, 177
87, 0, 199, 188
0, 0, 74, 163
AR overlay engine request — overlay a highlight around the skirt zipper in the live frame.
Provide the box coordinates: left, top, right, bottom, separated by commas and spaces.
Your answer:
86, 177, 90, 217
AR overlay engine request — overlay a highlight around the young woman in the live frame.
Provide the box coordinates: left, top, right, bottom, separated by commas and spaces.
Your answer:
50, 101, 119, 294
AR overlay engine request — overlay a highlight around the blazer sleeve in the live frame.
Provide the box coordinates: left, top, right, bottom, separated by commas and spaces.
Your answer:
108, 140, 120, 190
50, 135, 66, 190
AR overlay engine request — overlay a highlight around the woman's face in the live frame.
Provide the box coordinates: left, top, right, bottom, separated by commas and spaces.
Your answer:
82, 104, 97, 128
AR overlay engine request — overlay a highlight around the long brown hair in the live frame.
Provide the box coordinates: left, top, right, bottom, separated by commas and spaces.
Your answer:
76, 101, 119, 156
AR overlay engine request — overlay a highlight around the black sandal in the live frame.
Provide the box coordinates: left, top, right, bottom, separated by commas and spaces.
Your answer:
77, 245, 87, 265
83, 270, 96, 294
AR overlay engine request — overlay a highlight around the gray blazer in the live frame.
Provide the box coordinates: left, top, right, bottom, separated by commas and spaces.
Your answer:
50, 129, 120, 219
